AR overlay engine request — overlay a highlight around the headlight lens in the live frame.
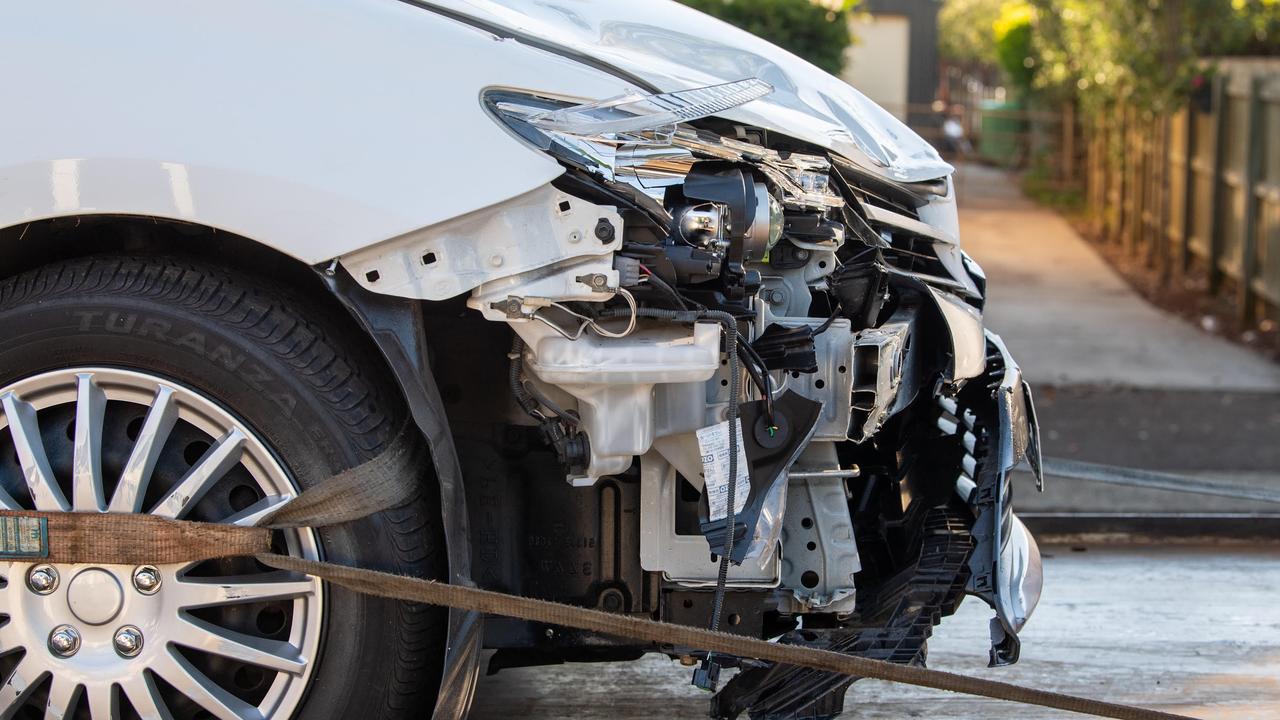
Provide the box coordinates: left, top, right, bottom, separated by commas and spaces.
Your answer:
486, 83, 844, 213
520, 78, 773, 138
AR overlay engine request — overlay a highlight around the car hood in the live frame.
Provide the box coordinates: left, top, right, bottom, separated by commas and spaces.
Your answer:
415, 0, 953, 183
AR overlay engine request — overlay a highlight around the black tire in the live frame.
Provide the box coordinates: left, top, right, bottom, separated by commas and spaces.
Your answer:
0, 255, 447, 719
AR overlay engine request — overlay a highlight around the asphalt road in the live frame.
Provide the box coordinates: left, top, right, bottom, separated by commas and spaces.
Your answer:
471, 544, 1280, 719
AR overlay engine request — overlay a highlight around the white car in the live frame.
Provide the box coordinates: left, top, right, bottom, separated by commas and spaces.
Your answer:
0, 1, 1042, 718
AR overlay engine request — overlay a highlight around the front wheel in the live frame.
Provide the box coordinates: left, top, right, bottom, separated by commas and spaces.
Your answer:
0, 256, 446, 719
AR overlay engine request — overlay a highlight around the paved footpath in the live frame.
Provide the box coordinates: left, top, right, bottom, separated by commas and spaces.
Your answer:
952, 164, 1280, 514
953, 163, 1280, 391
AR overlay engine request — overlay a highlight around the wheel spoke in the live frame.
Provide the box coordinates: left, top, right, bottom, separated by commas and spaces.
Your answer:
0, 486, 18, 512
172, 572, 315, 610
0, 622, 20, 651
0, 658, 47, 720
221, 495, 291, 527
72, 373, 108, 512
153, 651, 262, 720
174, 615, 305, 674
120, 672, 173, 720
1, 393, 69, 512
108, 386, 178, 513
81, 684, 117, 720
42, 675, 81, 720
150, 429, 246, 519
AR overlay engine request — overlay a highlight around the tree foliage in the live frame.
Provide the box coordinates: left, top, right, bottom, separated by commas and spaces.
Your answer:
940, 0, 1280, 111
992, 1, 1035, 91
939, 0, 1004, 67
679, 0, 857, 74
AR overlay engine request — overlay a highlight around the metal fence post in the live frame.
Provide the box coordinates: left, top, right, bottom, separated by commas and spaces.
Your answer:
1239, 74, 1264, 325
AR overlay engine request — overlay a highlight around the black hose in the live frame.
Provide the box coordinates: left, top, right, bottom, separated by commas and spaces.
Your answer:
508, 335, 542, 419
522, 380, 580, 427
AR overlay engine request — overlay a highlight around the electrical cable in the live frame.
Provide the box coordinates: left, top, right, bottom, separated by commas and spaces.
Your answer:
688, 309, 741, 691
637, 264, 688, 311
813, 301, 843, 336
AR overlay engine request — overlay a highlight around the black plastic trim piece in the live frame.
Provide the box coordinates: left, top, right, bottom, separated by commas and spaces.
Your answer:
317, 265, 481, 720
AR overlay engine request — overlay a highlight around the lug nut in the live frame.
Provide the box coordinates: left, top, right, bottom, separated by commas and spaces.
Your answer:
113, 625, 144, 658
132, 566, 161, 594
48, 625, 81, 657
27, 565, 59, 594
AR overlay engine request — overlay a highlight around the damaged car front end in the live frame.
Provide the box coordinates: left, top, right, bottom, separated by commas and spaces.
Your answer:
0, 1, 1042, 718
337, 3, 1045, 716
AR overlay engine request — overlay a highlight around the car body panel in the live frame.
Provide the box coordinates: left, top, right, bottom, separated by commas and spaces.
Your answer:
410, 0, 954, 183
0, 0, 646, 263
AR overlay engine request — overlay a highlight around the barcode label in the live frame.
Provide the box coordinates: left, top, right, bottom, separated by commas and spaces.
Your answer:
0, 516, 47, 558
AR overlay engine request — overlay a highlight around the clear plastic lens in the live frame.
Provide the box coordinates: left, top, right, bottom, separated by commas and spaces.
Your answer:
521, 78, 773, 138
487, 86, 843, 212
767, 194, 784, 249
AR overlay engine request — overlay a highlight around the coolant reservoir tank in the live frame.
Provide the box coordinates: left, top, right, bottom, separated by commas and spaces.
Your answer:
523, 322, 721, 480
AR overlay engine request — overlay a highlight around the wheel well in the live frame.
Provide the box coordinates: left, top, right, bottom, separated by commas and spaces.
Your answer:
0, 214, 404, 404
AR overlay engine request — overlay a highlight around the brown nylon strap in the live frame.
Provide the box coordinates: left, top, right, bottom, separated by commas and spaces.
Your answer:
255, 421, 424, 529
0, 511, 270, 565
0, 438, 1201, 720
260, 554, 1195, 720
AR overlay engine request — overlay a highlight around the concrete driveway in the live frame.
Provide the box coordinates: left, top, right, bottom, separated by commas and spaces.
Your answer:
471, 544, 1280, 719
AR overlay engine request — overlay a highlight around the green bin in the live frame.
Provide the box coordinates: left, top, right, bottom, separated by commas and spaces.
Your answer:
978, 99, 1026, 165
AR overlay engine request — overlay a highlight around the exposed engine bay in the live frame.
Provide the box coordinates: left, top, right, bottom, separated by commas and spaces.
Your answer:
341, 79, 1044, 718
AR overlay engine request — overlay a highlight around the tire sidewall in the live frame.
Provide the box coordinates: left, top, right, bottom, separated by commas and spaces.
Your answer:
0, 259, 436, 718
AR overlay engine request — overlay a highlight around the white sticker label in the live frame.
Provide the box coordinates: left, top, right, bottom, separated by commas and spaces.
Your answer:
696, 420, 751, 521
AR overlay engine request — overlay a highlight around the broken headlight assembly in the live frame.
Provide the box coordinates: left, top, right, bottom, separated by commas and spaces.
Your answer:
484, 80, 845, 213
484, 79, 847, 305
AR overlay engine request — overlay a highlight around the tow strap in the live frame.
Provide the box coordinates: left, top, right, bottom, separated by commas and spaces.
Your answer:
0, 437, 1199, 720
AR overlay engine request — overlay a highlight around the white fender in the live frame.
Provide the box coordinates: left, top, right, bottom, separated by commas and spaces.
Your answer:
0, 0, 638, 263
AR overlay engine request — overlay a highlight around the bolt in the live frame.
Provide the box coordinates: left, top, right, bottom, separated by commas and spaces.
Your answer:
593, 218, 616, 243
568, 230, 582, 244
489, 254, 504, 267
132, 566, 161, 594
48, 625, 80, 658
27, 565, 58, 595
113, 625, 143, 658
600, 589, 624, 613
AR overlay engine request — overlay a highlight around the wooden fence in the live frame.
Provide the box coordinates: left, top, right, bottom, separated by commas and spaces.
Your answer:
1083, 59, 1280, 323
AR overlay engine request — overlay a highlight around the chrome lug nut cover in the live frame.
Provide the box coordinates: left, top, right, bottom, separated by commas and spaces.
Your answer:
26, 564, 59, 594
48, 625, 81, 657
113, 626, 144, 658
132, 565, 162, 594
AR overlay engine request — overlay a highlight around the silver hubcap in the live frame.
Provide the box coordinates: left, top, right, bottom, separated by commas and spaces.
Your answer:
0, 368, 323, 719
